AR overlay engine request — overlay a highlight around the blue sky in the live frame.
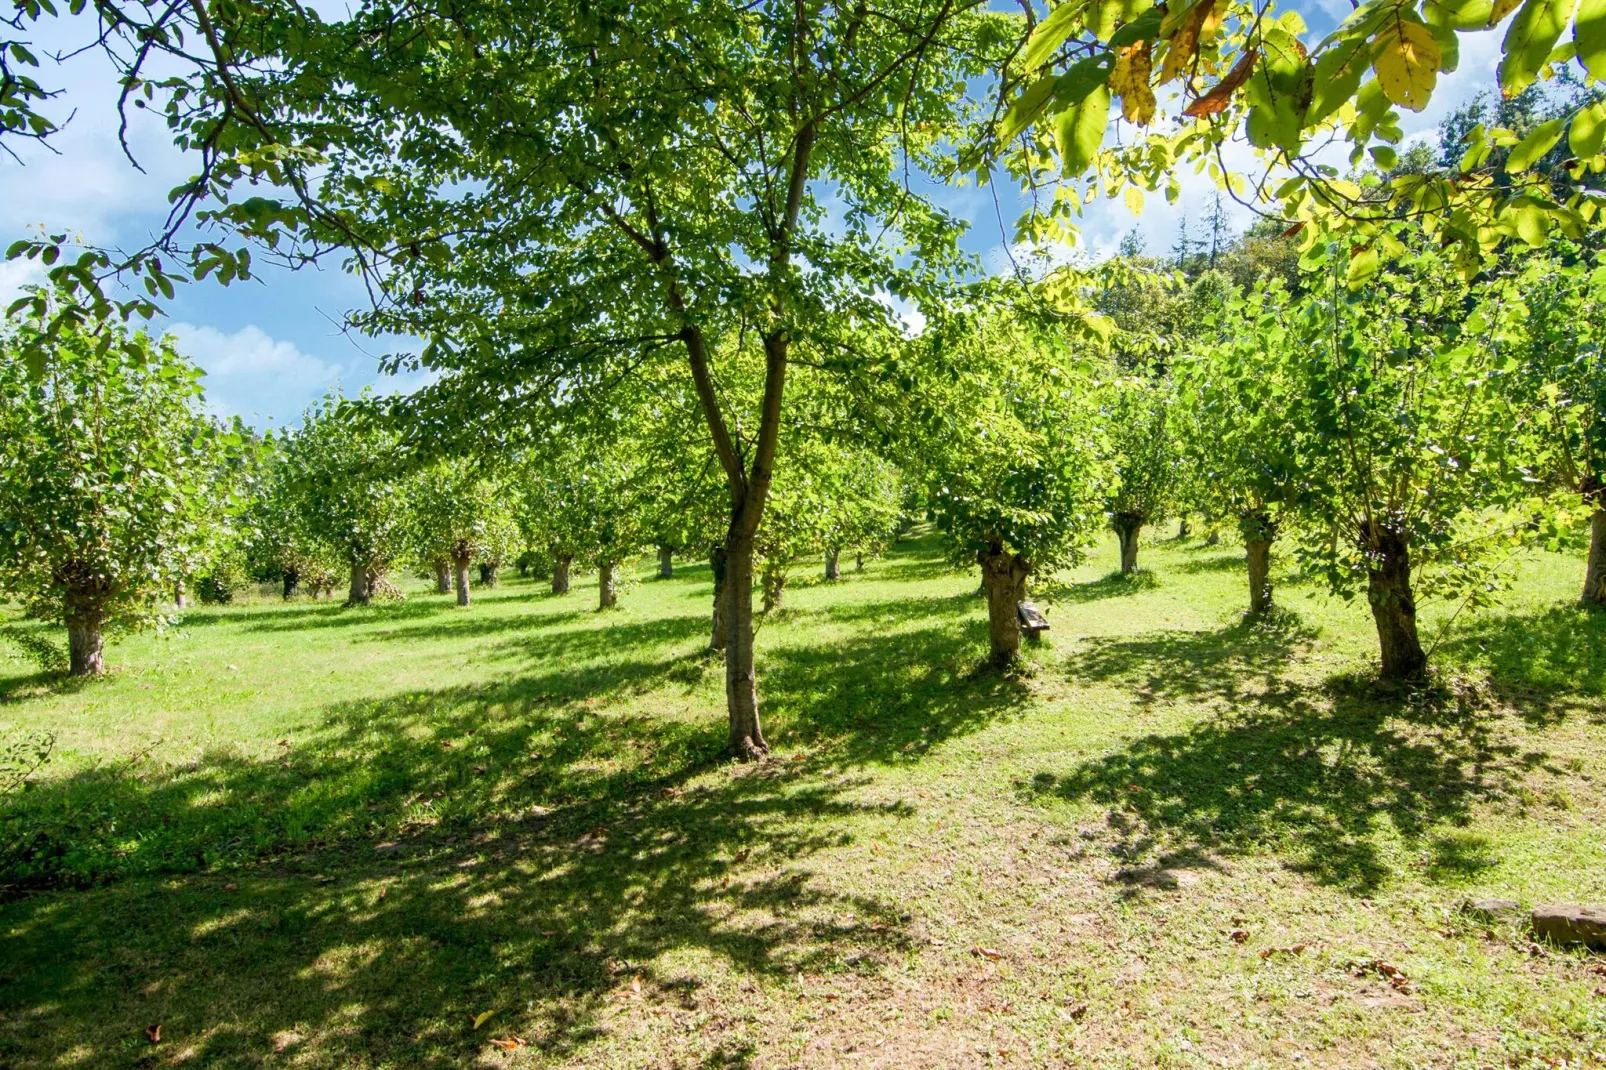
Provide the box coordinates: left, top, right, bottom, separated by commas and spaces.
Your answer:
0, 3, 1504, 429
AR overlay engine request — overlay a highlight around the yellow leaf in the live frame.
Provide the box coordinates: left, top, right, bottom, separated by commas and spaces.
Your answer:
1110, 42, 1157, 124
1158, 0, 1215, 85
1125, 184, 1145, 215
1371, 17, 1441, 110
472, 1010, 496, 1030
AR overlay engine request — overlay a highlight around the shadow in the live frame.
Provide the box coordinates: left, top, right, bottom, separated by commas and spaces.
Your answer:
761, 618, 1033, 769
1055, 611, 1319, 708
1037, 569, 1159, 604
1171, 552, 1248, 575
0, 668, 912, 1066
1031, 680, 1529, 895
1436, 603, 1606, 721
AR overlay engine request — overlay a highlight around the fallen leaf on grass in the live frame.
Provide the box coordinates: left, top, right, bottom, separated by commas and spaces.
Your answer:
472, 1010, 496, 1030
1259, 944, 1307, 959
973, 945, 1004, 961
631, 975, 642, 995
1226, 928, 1250, 944
488, 1037, 524, 1051
734, 848, 750, 862
145, 1024, 162, 1044
1058, 1003, 1088, 1021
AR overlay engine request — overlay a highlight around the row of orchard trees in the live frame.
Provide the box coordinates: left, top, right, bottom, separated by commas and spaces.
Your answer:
0, 303, 909, 675
894, 231, 1605, 683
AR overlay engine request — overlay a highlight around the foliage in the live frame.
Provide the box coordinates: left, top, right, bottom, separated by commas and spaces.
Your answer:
1103, 373, 1177, 533
281, 394, 413, 596
913, 288, 1107, 575
1281, 242, 1530, 610
0, 297, 234, 650
1176, 281, 1308, 541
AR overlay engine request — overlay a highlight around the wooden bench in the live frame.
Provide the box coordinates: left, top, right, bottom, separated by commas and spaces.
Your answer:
1017, 601, 1050, 644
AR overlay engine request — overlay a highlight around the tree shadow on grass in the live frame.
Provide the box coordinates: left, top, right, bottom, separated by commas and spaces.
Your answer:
1030, 680, 1527, 895
1037, 569, 1160, 604
1055, 611, 1320, 709
761, 617, 1031, 768
1435, 603, 1606, 723
0, 668, 915, 1066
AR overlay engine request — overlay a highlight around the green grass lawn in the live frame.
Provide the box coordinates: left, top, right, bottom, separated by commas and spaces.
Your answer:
2, 531, 1604, 1068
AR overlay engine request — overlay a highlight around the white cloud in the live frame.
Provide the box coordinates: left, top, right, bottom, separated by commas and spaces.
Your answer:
165, 322, 346, 424
0, 257, 47, 305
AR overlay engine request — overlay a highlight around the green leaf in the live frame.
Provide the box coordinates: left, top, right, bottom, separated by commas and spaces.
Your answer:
1346, 244, 1379, 285
1054, 85, 1111, 175
1023, 2, 1085, 71
1577, 0, 1606, 79
1370, 145, 1399, 168
1107, 6, 1163, 47
1423, 0, 1495, 28
1000, 75, 1059, 142
1498, 0, 1573, 96
1246, 27, 1309, 153
1506, 116, 1564, 170
1308, 33, 1371, 124
1570, 99, 1606, 157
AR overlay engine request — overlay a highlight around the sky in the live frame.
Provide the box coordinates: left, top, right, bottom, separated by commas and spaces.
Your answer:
0, 3, 1506, 429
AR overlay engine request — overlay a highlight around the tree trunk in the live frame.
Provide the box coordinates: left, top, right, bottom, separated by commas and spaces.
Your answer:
1582, 502, 1606, 607
722, 529, 766, 758
598, 559, 618, 609
64, 588, 105, 677
709, 545, 728, 652
978, 545, 1029, 667
1206, 528, 1221, 547
824, 548, 840, 580
1114, 514, 1143, 574
434, 559, 452, 594
855, 552, 864, 571
552, 555, 571, 595
1177, 518, 1190, 540
761, 562, 785, 613
347, 561, 371, 605
174, 580, 186, 609
658, 545, 674, 579
453, 553, 471, 607
282, 569, 299, 600
479, 563, 497, 586
1366, 525, 1426, 681
1246, 536, 1273, 615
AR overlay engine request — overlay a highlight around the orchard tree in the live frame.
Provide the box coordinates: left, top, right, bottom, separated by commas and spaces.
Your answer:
241, 442, 345, 600
1177, 283, 1306, 615
283, 395, 413, 606
911, 288, 1108, 666
0, 301, 233, 675
1103, 374, 1176, 574
1505, 243, 1606, 606
411, 460, 518, 607
1288, 242, 1527, 680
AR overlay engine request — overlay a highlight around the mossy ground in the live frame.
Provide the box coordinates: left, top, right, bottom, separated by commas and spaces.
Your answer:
1, 530, 1603, 1067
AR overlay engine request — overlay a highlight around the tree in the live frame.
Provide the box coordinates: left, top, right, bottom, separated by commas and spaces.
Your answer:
912, 288, 1108, 666
1103, 374, 1176, 574
1504, 242, 1606, 606
0, 301, 232, 675
410, 461, 518, 607
1177, 283, 1306, 615
1286, 242, 1527, 680
283, 396, 412, 606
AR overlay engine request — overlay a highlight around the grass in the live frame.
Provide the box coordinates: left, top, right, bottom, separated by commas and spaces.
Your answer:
1, 532, 1604, 1068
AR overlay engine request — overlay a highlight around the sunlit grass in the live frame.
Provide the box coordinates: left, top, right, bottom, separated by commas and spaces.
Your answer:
1, 531, 1603, 1067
